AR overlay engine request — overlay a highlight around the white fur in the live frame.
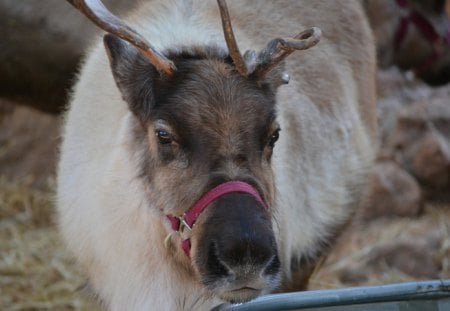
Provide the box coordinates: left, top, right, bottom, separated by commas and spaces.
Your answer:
57, 0, 377, 310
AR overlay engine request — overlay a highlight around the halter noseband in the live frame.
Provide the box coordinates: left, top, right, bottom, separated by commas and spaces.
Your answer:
394, 0, 450, 75
166, 181, 266, 257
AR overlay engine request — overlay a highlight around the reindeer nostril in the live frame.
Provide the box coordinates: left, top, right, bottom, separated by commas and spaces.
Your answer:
218, 231, 277, 273
263, 254, 281, 276
206, 242, 231, 278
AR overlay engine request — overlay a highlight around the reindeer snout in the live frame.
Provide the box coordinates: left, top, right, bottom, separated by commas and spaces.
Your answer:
210, 222, 278, 275
195, 193, 280, 301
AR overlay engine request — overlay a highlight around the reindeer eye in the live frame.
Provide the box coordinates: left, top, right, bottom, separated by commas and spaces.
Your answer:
155, 130, 173, 145
268, 129, 280, 148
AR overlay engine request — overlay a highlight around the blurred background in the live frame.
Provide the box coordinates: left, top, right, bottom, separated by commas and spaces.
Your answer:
0, 0, 449, 309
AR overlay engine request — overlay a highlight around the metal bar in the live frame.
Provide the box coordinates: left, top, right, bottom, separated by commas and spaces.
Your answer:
213, 280, 450, 311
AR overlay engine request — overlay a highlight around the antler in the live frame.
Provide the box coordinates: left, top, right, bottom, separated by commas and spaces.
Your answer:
217, 0, 248, 76
217, 0, 322, 80
66, 0, 175, 76
251, 27, 322, 79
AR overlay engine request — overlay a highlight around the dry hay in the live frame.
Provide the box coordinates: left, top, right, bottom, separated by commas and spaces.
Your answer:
0, 177, 99, 311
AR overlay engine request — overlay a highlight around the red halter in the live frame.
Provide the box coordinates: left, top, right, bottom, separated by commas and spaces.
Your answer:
166, 181, 266, 257
394, 0, 450, 75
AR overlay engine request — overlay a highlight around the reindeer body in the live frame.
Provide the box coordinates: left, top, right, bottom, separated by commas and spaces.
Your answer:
57, 1, 376, 310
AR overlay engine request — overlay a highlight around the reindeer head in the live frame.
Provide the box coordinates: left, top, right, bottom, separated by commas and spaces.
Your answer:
67, 0, 320, 303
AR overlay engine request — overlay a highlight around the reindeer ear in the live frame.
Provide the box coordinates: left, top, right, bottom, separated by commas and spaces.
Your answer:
103, 34, 160, 123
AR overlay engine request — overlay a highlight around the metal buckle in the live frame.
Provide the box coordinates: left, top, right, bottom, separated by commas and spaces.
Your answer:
178, 217, 192, 240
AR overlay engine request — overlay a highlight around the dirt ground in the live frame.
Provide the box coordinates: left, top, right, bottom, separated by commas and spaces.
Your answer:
0, 68, 449, 310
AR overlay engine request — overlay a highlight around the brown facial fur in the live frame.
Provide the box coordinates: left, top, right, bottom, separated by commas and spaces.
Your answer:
148, 59, 277, 208
104, 39, 281, 216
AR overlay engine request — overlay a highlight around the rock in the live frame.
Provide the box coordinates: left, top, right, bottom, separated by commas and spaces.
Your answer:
0, 101, 59, 188
386, 98, 450, 200
359, 161, 423, 221
413, 130, 450, 188
367, 242, 441, 279
375, 68, 450, 144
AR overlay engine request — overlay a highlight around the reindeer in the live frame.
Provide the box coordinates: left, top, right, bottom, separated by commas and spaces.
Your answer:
57, 0, 377, 309
364, 0, 450, 86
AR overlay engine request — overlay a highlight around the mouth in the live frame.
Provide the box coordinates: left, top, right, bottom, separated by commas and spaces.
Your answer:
219, 287, 262, 303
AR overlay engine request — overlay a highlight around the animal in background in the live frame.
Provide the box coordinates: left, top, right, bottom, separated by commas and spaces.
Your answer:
364, 0, 450, 86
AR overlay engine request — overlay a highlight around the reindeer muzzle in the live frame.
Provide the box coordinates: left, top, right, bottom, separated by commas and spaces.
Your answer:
167, 181, 266, 257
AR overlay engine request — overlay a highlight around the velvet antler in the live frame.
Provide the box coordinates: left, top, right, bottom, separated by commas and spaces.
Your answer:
66, 0, 176, 76
217, 0, 322, 80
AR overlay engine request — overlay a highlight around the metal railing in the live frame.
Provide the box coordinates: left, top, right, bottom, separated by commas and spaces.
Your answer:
213, 279, 450, 311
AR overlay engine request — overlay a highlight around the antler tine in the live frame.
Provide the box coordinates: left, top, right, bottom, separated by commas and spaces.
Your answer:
217, 0, 249, 76
251, 27, 322, 79
66, 0, 175, 76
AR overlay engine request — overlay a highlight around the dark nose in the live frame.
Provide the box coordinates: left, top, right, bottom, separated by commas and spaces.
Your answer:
198, 193, 279, 281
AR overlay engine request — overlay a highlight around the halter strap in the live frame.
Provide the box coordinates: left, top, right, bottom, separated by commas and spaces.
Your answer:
167, 181, 266, 257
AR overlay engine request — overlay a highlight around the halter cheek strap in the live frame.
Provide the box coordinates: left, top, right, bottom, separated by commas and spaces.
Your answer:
166, 181, 266, 257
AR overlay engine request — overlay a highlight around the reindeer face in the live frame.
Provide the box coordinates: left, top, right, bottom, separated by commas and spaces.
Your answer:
105, 35, 282, 302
